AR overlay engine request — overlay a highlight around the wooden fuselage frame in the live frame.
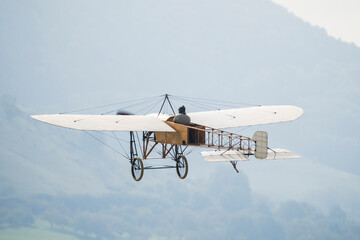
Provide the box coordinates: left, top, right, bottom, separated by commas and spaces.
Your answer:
140, 120, 255, 160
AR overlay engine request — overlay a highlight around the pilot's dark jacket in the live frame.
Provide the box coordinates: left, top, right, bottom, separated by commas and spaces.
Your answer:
173, 113, 191, 125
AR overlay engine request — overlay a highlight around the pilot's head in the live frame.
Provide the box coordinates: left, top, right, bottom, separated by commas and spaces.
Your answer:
178, 106, 186, 114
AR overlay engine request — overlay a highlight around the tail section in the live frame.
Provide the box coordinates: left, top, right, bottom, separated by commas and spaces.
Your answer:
252, 131, 268, 159
265, 148, 301, 160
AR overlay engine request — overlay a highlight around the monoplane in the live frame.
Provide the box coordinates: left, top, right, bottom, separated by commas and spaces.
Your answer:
31, 94, 303, 181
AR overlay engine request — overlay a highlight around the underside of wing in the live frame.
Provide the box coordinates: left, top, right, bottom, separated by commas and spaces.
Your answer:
31, 114, 176, 132
188, 105, 303, 129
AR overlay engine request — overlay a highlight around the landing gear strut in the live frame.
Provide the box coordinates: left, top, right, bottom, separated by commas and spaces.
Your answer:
130, 131, 144, 181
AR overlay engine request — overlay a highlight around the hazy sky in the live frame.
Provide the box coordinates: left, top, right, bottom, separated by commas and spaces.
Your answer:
1, 1, 360, 239
272, 0, 360, 46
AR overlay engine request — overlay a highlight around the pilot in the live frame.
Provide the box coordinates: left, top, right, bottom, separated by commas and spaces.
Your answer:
173, 105, 191, 125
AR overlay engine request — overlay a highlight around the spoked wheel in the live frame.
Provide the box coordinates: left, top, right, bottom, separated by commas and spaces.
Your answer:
176, 155, 188, 179
131, 157, 144, 181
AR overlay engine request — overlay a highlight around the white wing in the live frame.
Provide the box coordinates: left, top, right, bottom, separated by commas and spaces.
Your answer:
188, 105, 303, 129
31, 114, 176, 132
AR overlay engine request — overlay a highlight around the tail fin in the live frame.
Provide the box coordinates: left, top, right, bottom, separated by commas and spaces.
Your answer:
252, 131, 268, 159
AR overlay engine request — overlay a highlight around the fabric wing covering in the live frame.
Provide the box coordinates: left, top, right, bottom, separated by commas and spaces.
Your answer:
188, 105, 304, 129
31, 114, 176, 132
31, 105, 303, 132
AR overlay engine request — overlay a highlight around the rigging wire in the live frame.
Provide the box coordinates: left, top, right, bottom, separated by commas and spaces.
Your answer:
171, 95, 218, 108
233, 126, 252, 133
171, 95, 252, 114
143, 98, 166, 115
63, 96, 165, 122
83, 131, 129, 159
94, 131, 128, 142
100, 96, 164, 115
172, 97, 217, 111
174, 98, 222, 110
267, 147, 277, 160
172, 95, 261, 107
171, 95, 272, 121
174, 97, 238, 118
134, 98, 165, 115
112, 131, 130, 159
135, 132, 143, 156
60, 95, 163, 114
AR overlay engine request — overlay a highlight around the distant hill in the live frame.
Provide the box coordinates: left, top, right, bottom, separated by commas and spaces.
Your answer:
1, 0, 360, 194
1, 1, 360, 239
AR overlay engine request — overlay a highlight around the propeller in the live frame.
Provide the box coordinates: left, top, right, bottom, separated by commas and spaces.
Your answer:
116, 110, 134, 115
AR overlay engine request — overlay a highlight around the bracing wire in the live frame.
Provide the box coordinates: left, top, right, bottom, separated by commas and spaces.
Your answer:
172, 96, 239, 119
173, 97, 218, 111
95, 131, 128, 142
143, 98, 166, 115
60, 95, 163, 114
112, 131, 130, 159
100, 96, 164, 115
133, 98, 165, 115
172, 95, 261, 107
84, 131, 129, 159
135, 132, 143, 156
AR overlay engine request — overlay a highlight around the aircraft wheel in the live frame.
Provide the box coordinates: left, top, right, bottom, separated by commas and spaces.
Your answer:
176, 155, 188, 179
131, 157, 144, 181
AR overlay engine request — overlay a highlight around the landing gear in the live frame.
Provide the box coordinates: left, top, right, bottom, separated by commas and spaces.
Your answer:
129, 131, 190, 181
129, 131, 144, 181
176, 155, 188, 179
131, 157, 144, 181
